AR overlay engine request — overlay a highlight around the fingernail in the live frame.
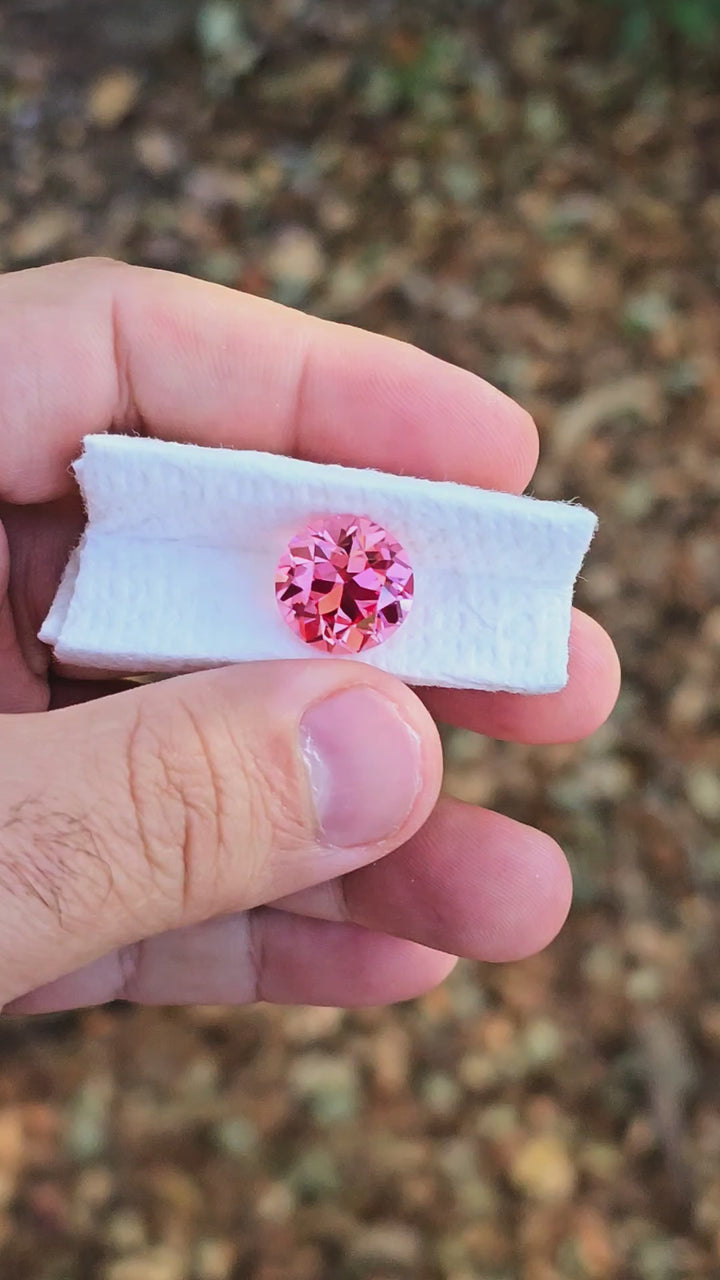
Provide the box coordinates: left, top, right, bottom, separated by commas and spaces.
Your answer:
300, 686, 422, 848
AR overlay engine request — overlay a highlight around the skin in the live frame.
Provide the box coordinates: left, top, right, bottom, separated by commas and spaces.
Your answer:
0, 259, 620, 1014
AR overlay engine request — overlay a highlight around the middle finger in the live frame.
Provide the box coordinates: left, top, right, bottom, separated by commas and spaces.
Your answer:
274, 794, 573, 963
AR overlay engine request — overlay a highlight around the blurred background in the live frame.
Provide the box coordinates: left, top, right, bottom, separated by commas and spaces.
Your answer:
1, 1, 719, 1277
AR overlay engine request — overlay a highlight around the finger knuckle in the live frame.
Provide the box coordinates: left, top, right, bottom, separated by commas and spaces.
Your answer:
228, 714, 310, 861
123, 693, 308, 920
123, 700, 219, 918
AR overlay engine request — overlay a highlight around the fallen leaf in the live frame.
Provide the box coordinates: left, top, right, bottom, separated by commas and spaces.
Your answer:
510, 1133, 577, 1203
552, 375, 663, 458
88, 69, 140, 128
8, 208, 79, 261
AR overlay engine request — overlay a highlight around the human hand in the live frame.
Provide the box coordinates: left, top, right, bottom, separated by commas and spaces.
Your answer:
0, 259, 619, 1013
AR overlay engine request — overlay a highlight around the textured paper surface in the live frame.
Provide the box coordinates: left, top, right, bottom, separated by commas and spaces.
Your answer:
40, 435, 597, 693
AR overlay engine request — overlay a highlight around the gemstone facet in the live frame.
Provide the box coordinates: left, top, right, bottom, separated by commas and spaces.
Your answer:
275, 514, 414, 654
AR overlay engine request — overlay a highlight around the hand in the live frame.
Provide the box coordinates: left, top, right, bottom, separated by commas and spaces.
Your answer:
0, 259, 619, 1013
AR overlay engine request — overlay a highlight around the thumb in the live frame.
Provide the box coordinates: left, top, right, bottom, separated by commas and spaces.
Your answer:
0, 661, 441, 1003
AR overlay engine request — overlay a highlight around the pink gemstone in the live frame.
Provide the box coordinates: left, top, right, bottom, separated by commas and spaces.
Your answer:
275, 514, 414, 654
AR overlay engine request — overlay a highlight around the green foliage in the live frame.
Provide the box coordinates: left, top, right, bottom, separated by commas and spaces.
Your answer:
595, 0, 720, 48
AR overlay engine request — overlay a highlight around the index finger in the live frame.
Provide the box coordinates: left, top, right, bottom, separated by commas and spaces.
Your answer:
0, 258, 538, 503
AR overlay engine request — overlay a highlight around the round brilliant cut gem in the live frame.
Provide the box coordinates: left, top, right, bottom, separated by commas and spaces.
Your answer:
275, 514, 414, 654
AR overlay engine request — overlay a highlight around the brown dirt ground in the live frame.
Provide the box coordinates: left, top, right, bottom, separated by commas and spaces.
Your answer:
0, 3, 719, 1278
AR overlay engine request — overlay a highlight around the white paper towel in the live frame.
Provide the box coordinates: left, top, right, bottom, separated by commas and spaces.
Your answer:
40, 434, 597, 693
